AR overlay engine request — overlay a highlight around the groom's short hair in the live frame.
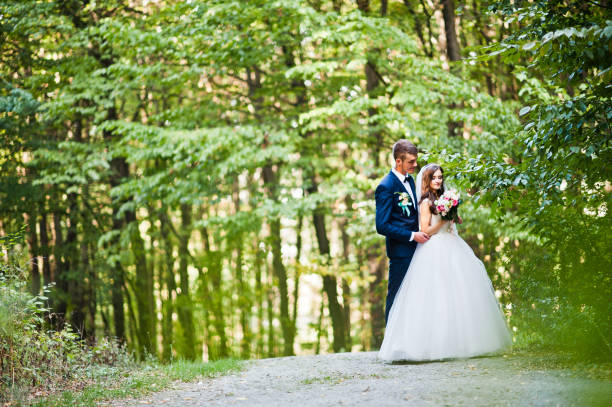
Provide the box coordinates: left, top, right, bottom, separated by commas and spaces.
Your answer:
393, 140, 418, 160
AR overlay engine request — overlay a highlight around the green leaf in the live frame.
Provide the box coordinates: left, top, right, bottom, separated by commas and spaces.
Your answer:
519, 106, 531, 116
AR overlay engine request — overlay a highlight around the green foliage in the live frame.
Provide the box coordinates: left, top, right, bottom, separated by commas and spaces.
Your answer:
0, 233, 130, 405
2, 0, 610, 373
452, 1, 612, 359
0, 234, 240, 406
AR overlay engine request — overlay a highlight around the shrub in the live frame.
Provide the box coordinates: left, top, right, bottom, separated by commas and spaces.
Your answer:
0, 229, 131, 404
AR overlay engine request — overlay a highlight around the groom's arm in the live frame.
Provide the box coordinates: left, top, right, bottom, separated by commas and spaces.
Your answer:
375, 184, 415, 243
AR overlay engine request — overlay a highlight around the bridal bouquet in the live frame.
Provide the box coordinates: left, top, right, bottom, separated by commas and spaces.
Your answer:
434, 190, 461, 221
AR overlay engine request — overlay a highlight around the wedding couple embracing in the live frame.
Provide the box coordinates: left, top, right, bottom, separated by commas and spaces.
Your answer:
375, 140, 511, 362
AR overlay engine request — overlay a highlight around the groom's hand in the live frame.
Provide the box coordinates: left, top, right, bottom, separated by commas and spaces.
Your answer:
413, 232, 430, 243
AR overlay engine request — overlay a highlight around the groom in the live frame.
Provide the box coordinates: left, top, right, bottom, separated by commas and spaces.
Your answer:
375, 140, 430, 324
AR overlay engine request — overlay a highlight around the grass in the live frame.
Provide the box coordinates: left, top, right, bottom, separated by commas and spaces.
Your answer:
300, 372, 389, 385
158, 358, 242, 382
502, 349, 612, 382
30, 358, 242, 407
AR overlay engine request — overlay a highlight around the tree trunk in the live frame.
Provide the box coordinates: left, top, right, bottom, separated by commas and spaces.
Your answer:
38, 209, 52, 288
233, 182, 252, 358
79, 179, 96, 343
254, 238, 265, 358
25, 212, 40, 295
160, 208, 176, 362
360, 12, 387, 347
270, 216, 294, 356
342, 281, 351, 347
357, 0, 369, 13
313, 214, 347, 352
176, 204, 197, 359
122, 195, 155, 357
442, 0, 461, 62
369, 252, 387, 348
110, 210, 126, 343
262, 164, 295, 356
52, 210, 68, 330
308, 174, 347, 352
292, 215, 302, 343
124, 281, 139, 350
199, 225, 229, 359
67, 191, 88, 338
105, 105, 127, 344
441, 0, 463, 137
266, 263, 276, 357
315, 287, 325, 354
81, 236, 95, 343
196, 223, 214, 360
340, 204, 352, 348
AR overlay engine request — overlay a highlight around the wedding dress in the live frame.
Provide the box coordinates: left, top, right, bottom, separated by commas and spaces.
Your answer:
378, 208, 512, 362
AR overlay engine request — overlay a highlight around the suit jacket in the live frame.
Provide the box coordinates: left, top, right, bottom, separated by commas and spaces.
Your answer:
375, 170, 419, 259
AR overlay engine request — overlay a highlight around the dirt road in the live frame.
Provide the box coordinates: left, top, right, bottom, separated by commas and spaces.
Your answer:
109, 351, 612, 406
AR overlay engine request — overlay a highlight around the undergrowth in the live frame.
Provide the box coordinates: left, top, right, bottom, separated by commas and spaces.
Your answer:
0, 229, 241, 406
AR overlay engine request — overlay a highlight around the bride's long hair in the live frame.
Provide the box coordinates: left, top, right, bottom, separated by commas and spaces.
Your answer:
419, 164, 445, 214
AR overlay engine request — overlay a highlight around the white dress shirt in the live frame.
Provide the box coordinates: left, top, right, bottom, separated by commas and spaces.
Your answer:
391, 168, 417, 241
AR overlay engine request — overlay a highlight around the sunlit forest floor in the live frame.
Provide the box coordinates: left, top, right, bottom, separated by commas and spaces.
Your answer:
105, 351, 612, 407
23, 359, 241, 407
25, 349, 612, 407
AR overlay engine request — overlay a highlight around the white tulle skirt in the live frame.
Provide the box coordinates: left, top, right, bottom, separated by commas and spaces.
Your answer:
378, 229, 512, 362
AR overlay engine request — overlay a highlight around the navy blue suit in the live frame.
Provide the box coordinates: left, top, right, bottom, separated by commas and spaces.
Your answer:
375, 170, 419, 324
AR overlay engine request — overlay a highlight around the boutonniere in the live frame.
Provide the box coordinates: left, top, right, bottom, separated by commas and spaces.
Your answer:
394, 192, 413, 216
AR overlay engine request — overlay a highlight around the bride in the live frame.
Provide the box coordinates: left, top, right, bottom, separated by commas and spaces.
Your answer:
378, 164, 512, 362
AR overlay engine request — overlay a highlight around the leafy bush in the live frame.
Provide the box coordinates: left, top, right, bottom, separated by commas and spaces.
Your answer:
447, 1, 612, 361
0, 230, 132, 404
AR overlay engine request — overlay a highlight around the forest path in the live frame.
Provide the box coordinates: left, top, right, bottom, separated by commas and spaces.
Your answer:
108, 351, 612, 407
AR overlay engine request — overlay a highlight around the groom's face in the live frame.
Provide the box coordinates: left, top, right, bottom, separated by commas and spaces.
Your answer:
397, 154, 418, 175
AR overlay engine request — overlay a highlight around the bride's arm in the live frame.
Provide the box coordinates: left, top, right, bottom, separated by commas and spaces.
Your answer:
419, 201, 448, 236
